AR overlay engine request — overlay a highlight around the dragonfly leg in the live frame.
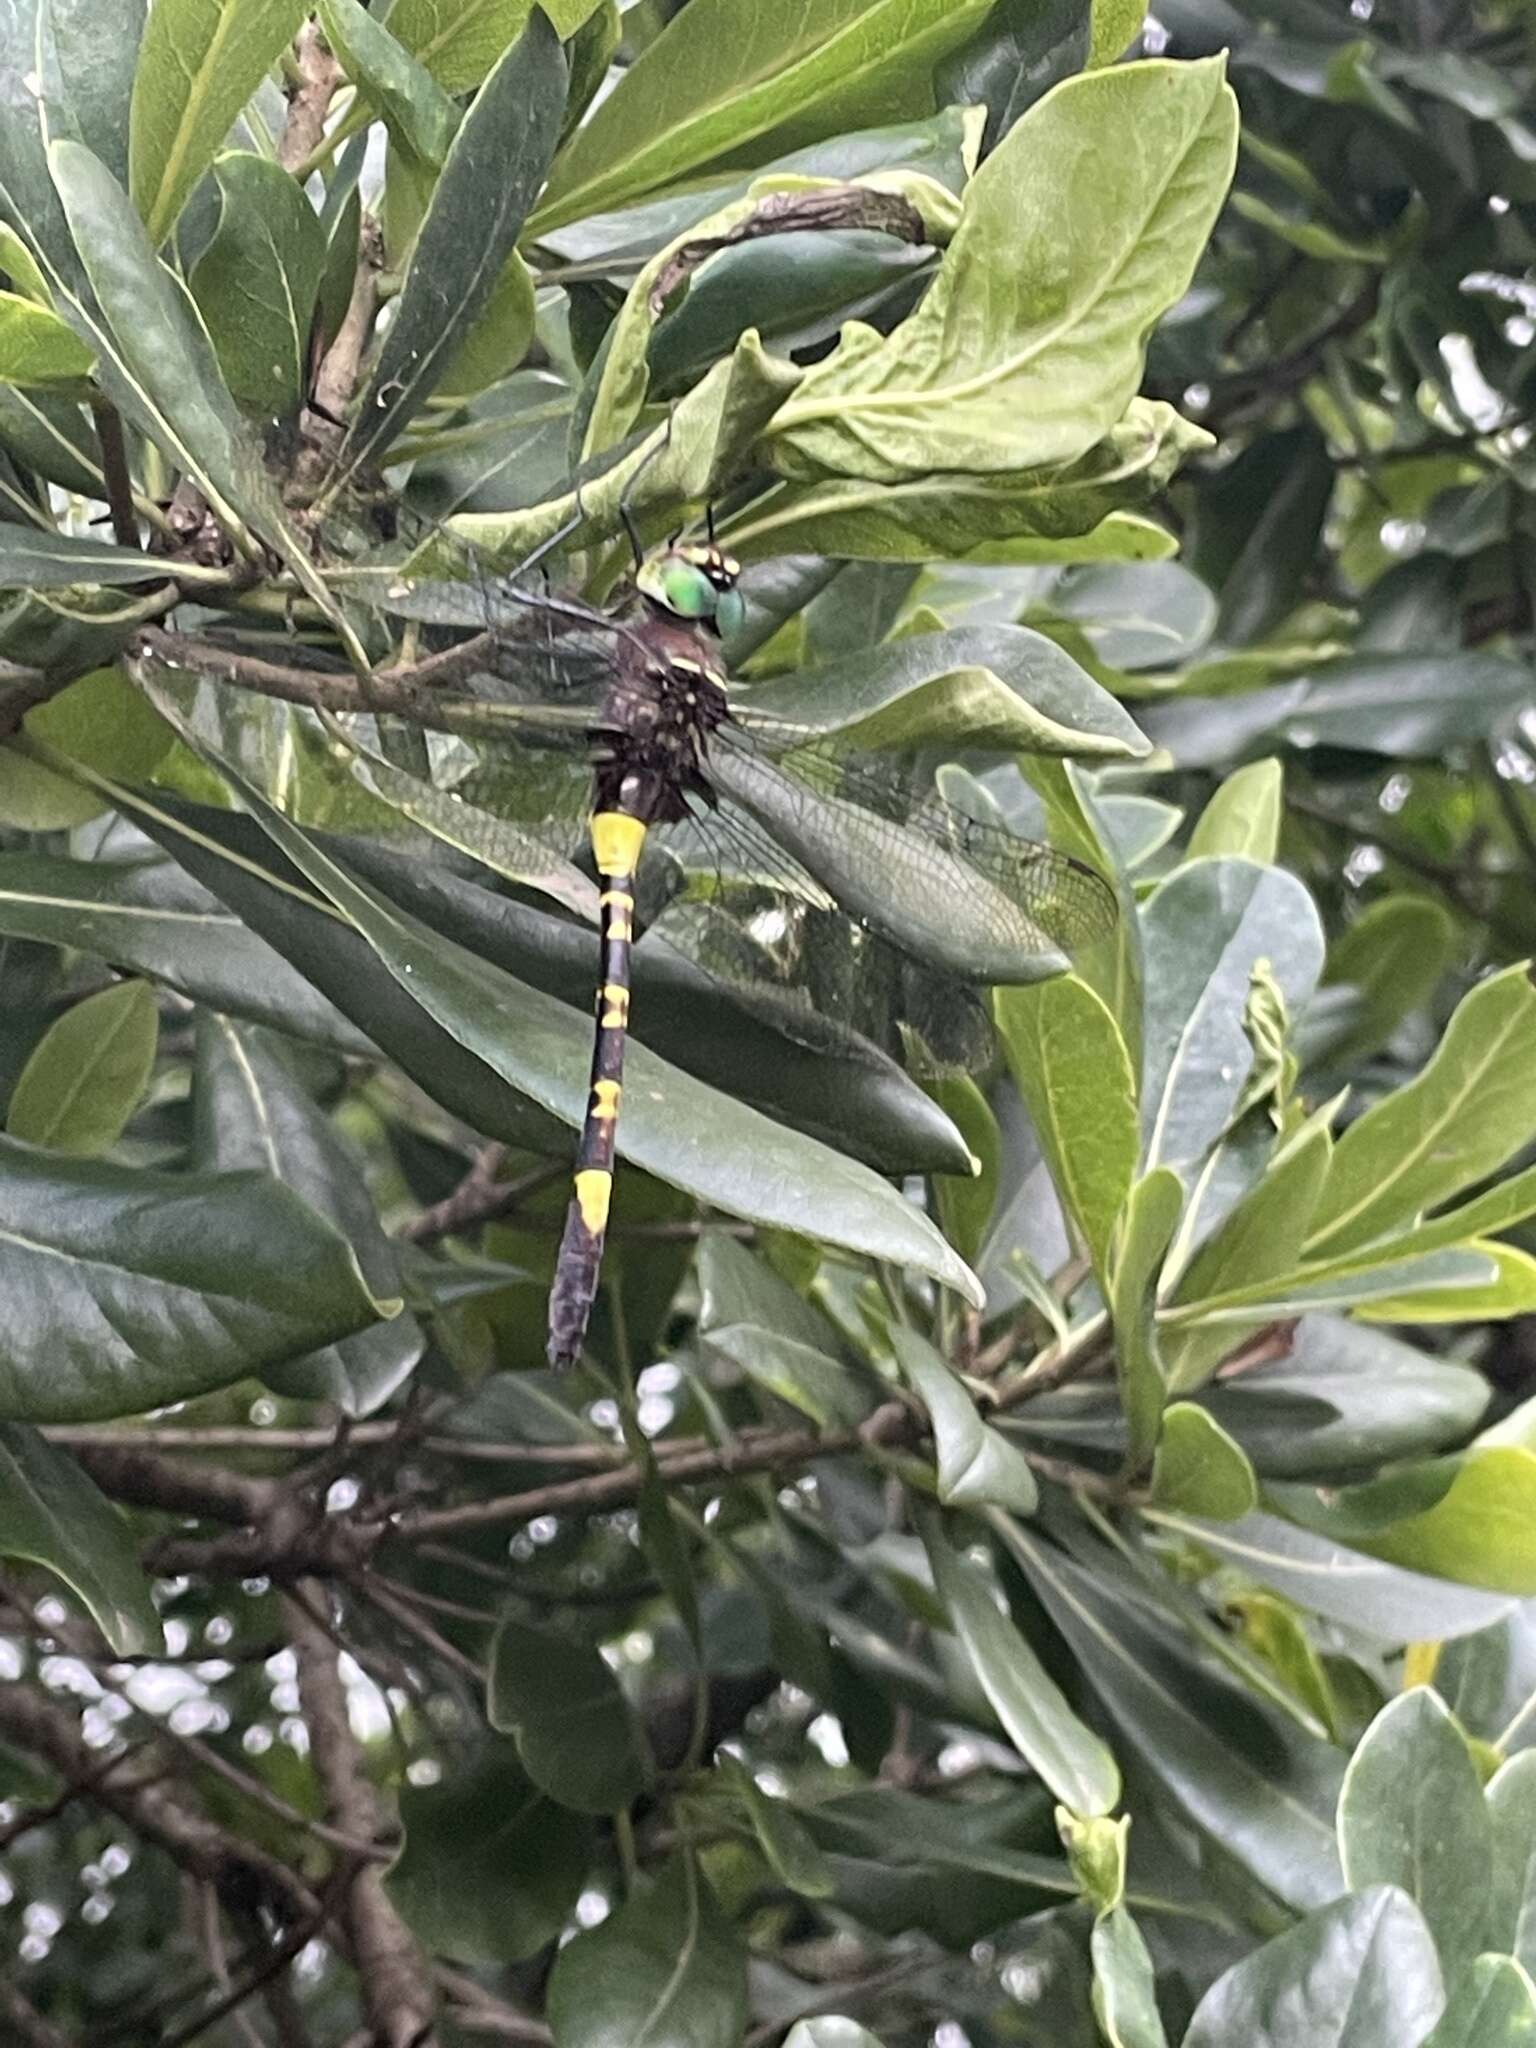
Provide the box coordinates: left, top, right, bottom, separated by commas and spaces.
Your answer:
548, 810, 647, 1369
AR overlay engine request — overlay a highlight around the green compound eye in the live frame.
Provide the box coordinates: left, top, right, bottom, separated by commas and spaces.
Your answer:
715, 585, 747, 637
639, 554, 716, 619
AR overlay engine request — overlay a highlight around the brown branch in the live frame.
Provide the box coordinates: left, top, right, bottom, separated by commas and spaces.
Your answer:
88, 397, 140, 549
0, 1976, 75, 2048
288, 1585, 437, 2048
394, 1150, 575, 1245
70, 1440, 277, 1526
0, 1681, 316, 1927
280, 21, 343, 176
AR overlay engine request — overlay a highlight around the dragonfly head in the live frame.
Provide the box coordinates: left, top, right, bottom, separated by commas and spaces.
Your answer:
638, 541, 746, 638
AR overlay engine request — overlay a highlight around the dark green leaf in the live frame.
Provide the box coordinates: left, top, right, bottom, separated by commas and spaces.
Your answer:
0, 1422, 161, 1653
189, 153, 326, 419
488, 1615, 648, 1813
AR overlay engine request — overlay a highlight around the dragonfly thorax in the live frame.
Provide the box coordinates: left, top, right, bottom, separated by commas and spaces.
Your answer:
591, 632, 732, 826
636, 541, 745, 637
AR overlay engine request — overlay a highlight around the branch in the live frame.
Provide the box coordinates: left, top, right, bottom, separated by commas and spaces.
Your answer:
280, 20, 343, 175
0, 1976, 76, 2048
288, 1585, 438, 2048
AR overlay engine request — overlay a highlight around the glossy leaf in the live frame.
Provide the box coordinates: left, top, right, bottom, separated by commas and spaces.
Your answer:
1423, 1956, 1536, 2048
1091, 1907, 1169, 2048
6, 978, 157, 1155
316, 0, 458, 166
534, 0, 995, 229
768, 59, 1237, 482
1488, 1750, 1536, 1976
1108, 1167, 1182, 1469
189, 152, 326, 419
338, 14, 565, 482
0, 1132, 393, 1421
997, 972, 1139, 1283
0, 1422, 161, 1654
1308, 1449, 1536, 1598
546, 1853, 748, 2048
1149, 1403, 1257, 1520
1338, 1689, 1492, 1977
894, 1326, 1039, 1515
385, 0, 593, 93
1183, 1887, 1445, 2048
0, 288, 93, 385
1307, 967, 1536, 1259
1320, 898, 1457, 1069
128, 0, 307, 245
921, 1510, 1121, 1817
1188, 758, 1284, 864
387, 1741, 592, 1964
488, 1615, 648, 1813
192, 1015, 422, 1415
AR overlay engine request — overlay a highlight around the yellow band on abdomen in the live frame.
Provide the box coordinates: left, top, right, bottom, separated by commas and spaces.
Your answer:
591, 812, 647, 877
574, 1168, 612, 1231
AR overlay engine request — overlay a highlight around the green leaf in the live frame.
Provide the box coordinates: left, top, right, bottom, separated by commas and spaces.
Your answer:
1149, 1403, 1257, 1520
189, 153, 326, 419
894, 1326, 1038, 1515
336, 13, 565, 483
1338, 1689, 1492, 1977
0, 1132, 393, 1421
1108, 1167, 1182, 1470
1489, 1751, 1536, 1977
927, 1071, 999, 1268
128, 0, 308, 245
0, 851, 371, 1055
386, 0, 590, 93
998, 973, 1139, 1283
161, 746, 984, 1307
1001, 1521, 1343, 1908
192, 1016, 422, 1416
1141, 858, 1326, 1177
1309, 1449, 1536, 1598
488, 1616, 648, 1813
1307, 966, 1536, 1259
1424, 1955, 1536, 2048
42, 0, 145, 189
533, 0, 995, 230
784, 2025, 888, 2048
731, 401, 1204, 563
920, 1509, 1121, 1817
387, 1740, 592, 1964
1091, 1907, 1169, 2048
546, 1853, 748, 2048
707, 1325, 874, 1429
316, 0, 459, 166
0, 1423, 161, 1654
720, 1755, 834, 1898
1090, 0, 1145, 64
768, 59, 1237, 482
0, 288, 93, 385
7, 979, 157, 1155
1320, 897, 1457, 1069
1188, 759, 1285, 864
1183, 1887, 1445, 2048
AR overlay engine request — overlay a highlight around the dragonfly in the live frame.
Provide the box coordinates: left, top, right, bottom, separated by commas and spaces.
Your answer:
339, 523, 1118, 1369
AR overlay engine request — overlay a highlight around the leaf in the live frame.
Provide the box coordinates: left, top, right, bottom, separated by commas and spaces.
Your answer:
1320, 897, 1456, 1069
1108, 1167, 1182, 1470
192, 1016, 422, 1416
189, 153, 326, 419
927, 1071, 999, 1268
386, 0, 589, 94
1141, 857, 1326, 1178
546, 1853, 748, 2048
161, 748, 984, 1307
1423, 1956, 1536, 2048
1312, 1449, 1536, 1598
0, 850, 372, 1055
128, 0, 308, 245
894, 1326, 1038, 1515
997, 973, 1139, 1283
768, 59, 1237, 482
387, 1740, 592, 1964
1307, 966, 1536, 1259
0, 1132, 393, 1421
785, 2025, 888, 2048
1488, 1751, 1536, 1976
1090, 0, 1145, 64
732, 401, 1204, 563
0, 1422, 161, 1654
1091, 1907, 1169, 2048
488, 1616, 648, 1813
0, 288, 93, 385
42, 0, 145, 189
1144, 1510, 1515, 1644
1182, 1887, 1445, 2048
1338, 1690, 1492, 1977
1001, 1521, 1344, 1909
337, 13, 565, 483
707, 1325, 874, 1429
316, 0, 459, 166
720, 1755, 834, 1898
533, 0, 995, 230
1149, 1403, 1257, 1520
6, 979, 157, 1155
920, 1509, 1121, 1816
1188, 759, 1285, 864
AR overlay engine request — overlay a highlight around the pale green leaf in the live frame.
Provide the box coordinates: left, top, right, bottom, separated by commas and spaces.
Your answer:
1187, 758, 1284, 863
1149, 1403, 1257, 1520
894, 1326, 1038, 1515
7, 979, 157, 1155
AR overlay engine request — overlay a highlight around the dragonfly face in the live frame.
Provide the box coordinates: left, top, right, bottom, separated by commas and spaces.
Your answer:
637, 541, 747, 638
